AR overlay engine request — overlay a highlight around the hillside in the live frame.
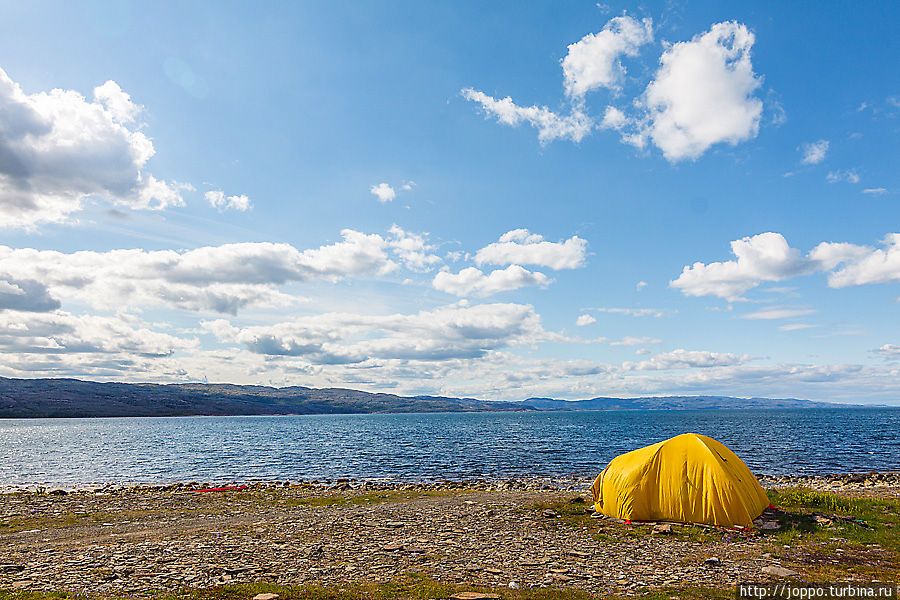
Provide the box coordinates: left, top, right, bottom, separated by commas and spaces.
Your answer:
0, 377, 849, 418
0, 378, 528, 418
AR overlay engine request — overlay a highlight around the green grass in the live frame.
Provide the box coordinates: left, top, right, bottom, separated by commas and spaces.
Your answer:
0, 575, 734, 600
766, 487, 900, 551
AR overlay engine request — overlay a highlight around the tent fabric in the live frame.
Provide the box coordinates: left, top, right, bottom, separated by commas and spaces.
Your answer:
589, 433, 770, 528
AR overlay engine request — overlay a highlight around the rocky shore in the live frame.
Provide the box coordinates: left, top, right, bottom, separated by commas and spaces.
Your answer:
0, 473, 897, 598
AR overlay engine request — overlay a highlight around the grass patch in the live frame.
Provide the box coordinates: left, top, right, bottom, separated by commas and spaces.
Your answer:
766, 487, 900, 550
764, 487, 900, 580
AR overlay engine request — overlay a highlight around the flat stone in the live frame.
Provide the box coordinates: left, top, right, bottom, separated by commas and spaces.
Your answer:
762, 565, 798, 577
760, 521, 781, 530
252, 594, 279, 600
384, 521, 405, 528
652, 523, 673, 534
450, 593, 500, 600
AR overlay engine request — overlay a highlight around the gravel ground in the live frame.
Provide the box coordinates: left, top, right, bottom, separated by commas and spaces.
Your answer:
0, 474, 897, 598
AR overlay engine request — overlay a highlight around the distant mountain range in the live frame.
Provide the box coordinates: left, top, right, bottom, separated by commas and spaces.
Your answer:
521, 396, 843, 411
0, 377, 852, 418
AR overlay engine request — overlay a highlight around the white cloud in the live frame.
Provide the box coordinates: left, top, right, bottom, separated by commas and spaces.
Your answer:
641, 22, 763, 162
780, 323, 816, 331
601, 105, 629, 129
875, 344, 900, 357
204, 302, 549, 363
671, 232, 808, 300
636, 280, 648, 291
741, 307, 816, 320
474, 229, 588, 269
205, 190, 252, 211
370, 183, 396, 203
575, 314, 597, 326
624, 348, 749, 371
863, 187, 887, 195
433, 265, 551, 297
0, 67, 187, 228
817, 234, 900, 288
92, 80, 141, 124
0, 310, 194, 357
460, 88, 593, 143
593, 307, 669, 318
0, 229, 409, 314
462, 19, 765, 161
673, 232, 900, 300
387, 225, 442, 271
561, 16, 653, 98
800, 140, 829, 165
827, 170, 860, 184
611, 335, 662, 346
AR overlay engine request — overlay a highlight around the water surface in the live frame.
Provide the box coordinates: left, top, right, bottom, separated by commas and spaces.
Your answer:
0, 408, 896, 487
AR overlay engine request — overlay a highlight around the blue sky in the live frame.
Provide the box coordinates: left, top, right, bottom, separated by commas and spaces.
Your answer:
0, 1, 898, 403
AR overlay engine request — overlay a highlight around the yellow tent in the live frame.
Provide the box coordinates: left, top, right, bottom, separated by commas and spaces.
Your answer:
589, 433, 770, 528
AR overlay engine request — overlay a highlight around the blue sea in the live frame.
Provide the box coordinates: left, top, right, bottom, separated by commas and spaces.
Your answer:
0, 408, 897, 487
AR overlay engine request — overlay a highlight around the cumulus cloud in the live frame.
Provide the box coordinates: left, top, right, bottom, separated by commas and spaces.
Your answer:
816, 234, 900, 288
624, 349, 749, 371
0, 228, 437, 314
474, 229, 587, 270
640, 22, 763, 162
433, 265, 551, 297
0, 67, 188, 228
204, 302, 548, 364
671, 232, 809, 300
561, 16, 653, 98
800, 140, 829, 165
0, 276, 61, 312
387, 225, 442, 272
575, 314, 597, 326
462, 18, 765, 161
461, 88, 593, 143
369, 183, 396, 203
205, 190, 251, 211
673, 232, 900, 300
0, 310, 194, 357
